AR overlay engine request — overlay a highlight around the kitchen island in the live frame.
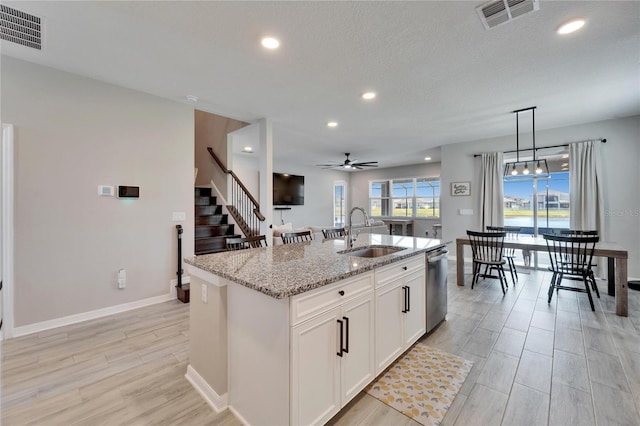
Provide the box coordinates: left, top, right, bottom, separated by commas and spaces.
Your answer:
185, 233, 445, 425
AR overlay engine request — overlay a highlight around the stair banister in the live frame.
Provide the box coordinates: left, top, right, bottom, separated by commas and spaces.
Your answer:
207, 147, 265, 237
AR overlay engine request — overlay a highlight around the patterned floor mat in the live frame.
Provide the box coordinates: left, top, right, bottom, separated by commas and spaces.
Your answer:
365, 343, 473, 426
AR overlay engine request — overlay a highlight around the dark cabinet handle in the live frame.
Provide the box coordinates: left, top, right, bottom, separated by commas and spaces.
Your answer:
343, 316, 349, 354
407, 285, 411, 312
402, 286, 408, 313
337, 319, 344, 357
402, 266, 408, 270
338, 290, 345, 296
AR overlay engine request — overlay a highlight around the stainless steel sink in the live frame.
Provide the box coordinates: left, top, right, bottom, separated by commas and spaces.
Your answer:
338, 245, 406, 258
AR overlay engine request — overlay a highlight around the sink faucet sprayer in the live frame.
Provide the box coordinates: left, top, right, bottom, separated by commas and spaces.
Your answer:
347, 207, 371, 247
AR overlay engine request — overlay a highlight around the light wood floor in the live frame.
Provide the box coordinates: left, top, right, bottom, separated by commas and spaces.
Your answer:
2, 261, 640, 425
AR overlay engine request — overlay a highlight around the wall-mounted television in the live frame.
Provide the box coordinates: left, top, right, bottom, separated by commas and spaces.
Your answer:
273, 173, 304, 206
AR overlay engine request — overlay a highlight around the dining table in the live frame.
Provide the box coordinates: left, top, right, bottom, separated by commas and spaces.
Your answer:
455, 235, 629, 316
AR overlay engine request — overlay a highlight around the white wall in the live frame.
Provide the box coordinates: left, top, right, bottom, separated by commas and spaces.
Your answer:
2, 57, 195, 327
350, 162, 443, 237
440, 115, 640, 278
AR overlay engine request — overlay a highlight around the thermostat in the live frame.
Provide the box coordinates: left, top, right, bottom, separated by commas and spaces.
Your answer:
118, 186, 140, 198
98, 185, 115, 197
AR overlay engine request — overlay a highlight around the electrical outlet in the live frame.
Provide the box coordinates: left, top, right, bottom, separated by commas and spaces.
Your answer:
201, 284, 208, 304
459, 209, 474, 216
118, 269, 126, 289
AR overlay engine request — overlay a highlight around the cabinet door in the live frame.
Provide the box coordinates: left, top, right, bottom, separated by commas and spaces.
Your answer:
340, 292, 375, 403
291, 309, 341, 426
375, 280, 404, 373
403, 269, 426, 347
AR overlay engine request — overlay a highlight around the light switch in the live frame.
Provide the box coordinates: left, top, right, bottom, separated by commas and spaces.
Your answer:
172, 212, 187, 221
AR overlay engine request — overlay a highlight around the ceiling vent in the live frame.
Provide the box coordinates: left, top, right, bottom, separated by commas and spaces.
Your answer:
476, 0, 539, 30
0, 4, 42, 50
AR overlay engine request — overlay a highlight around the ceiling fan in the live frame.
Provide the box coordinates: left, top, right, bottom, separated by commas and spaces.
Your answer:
316, 153, 378, 170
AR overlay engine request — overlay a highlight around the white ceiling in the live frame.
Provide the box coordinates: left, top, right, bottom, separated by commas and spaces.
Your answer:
2, 1, 639, 168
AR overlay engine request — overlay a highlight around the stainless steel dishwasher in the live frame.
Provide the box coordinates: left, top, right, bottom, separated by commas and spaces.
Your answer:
426, 246, 448, 333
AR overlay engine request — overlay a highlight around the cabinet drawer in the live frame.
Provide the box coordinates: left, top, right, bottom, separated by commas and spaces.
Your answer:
375, 256, 424, 287
290, 272, 374, 326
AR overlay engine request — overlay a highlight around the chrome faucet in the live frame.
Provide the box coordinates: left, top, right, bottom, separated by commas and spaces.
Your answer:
347, 207, 371, 247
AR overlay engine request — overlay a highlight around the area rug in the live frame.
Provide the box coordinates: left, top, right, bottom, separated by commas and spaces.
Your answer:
365, 343, 473, 426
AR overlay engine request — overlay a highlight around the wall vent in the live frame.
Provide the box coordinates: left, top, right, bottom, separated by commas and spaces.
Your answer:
476, 0, 539, 30
0, 4, 42, 50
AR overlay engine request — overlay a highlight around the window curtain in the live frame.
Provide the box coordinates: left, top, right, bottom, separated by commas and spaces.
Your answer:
569, 140, 605, 273
479, 152, 504, 230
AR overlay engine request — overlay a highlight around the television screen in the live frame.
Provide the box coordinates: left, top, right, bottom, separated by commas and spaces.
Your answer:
273, 173, 304, 205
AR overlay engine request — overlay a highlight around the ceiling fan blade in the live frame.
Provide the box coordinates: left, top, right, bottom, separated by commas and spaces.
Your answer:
316, 163, 342, 167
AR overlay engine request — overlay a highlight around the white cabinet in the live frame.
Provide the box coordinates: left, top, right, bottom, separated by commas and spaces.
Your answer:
291, 276, 375, 426
375, 257, 426, 374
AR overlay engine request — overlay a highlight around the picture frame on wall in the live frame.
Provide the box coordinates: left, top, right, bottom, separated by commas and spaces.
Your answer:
451, 181, 471, 196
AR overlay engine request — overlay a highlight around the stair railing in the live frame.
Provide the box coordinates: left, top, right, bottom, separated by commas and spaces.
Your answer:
207, 147, 265, 236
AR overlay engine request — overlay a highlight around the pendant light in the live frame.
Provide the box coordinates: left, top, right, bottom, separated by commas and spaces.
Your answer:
503, 106, 549, 178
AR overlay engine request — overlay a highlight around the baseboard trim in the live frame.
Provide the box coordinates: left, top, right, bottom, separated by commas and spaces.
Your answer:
185, 364, 228, 414
11, 293, 175, 338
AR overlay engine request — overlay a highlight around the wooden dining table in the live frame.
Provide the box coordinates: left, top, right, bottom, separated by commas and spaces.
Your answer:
455, 235, 630, 316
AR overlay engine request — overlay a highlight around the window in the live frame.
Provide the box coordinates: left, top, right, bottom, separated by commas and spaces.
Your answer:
333, 181, 346, 227
369, 177, 439, 218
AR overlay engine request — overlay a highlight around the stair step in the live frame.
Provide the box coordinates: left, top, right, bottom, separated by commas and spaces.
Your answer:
194, 187, 212, 197
195, 196, 217, 206
195, 235, 240, 255
195, 205, 222, 216
195, 214, 228, 225
195, 224, 235, 238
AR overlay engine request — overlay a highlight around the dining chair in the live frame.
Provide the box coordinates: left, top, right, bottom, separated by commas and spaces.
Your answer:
322, 227, 346, 239
466, 230, 509, 295
225, 235, 268, 251
543, 233, 599, 311
487, 226, 521, 285
281, 230, 313, 244
559, 229, 600, 297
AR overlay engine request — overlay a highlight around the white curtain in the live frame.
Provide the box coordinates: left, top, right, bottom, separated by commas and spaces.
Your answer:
479, 152, 504, 230
569, 140, 605, 273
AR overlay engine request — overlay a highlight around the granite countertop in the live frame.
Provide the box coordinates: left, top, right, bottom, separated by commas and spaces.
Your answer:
185, 233, 446, 299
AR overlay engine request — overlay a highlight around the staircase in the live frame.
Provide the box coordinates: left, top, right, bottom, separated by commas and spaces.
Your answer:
194, 187, 239, 255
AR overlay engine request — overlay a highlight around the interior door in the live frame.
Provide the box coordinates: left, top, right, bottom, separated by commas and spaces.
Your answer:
0, 125, 4, 332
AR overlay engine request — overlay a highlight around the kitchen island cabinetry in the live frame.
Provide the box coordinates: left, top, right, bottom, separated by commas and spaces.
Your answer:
374, 256, 426, 373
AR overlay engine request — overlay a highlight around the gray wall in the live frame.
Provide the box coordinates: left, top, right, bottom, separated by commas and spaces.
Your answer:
2, 57, 195, 326
271, 161, 350, 228
350, 162, 443, 237
440, 115, 640, 278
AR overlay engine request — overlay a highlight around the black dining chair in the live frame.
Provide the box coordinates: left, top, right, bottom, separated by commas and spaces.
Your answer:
559, 229, 600, 297
281, 230, 313, 244
225, 235, 268, 251
322, 227, 346, 239
467, 230, 509, 295
544, 233, 599, 311
487, 226, 521, 284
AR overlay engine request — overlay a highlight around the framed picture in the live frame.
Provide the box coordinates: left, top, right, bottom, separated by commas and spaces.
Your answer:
451, 181, 471, 196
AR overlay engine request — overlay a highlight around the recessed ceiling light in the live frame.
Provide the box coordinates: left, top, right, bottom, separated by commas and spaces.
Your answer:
361, 92, 376, 100
243, 146, 253, 152
186, 95, 198, 103
261, 37, 280, 49
424, 157, 432, 161
557, 19, 585, 35
327, 121, 338, 128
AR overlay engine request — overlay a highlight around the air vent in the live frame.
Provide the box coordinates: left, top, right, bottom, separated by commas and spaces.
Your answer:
476, 0, 539, 30
0, 5, 42, 50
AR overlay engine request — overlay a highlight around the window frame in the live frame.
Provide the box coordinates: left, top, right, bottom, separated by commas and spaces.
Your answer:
369, 177, 440, 219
